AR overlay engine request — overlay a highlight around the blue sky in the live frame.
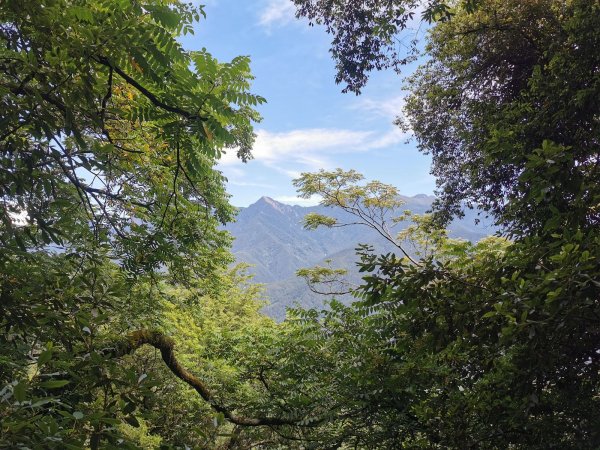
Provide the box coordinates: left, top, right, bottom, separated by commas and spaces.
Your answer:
181, 0, 434, 207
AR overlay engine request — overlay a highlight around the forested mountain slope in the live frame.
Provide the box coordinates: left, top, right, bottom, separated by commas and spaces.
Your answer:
226, 195, 494, 318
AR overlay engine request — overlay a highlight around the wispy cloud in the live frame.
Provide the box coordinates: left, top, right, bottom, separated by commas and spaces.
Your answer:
369, 127, 407, 148
352, 94, 407, 119
257, 0, 296, 28
274, 194, 322, 206
219, 125, 409, 179
228, 180, 278, 189
220, 128, 373, 169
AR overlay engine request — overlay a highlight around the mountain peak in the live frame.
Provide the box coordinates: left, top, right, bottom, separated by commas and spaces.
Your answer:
227, 194, 493, 320
258, 195, 278, 205
253, 196, 289, 214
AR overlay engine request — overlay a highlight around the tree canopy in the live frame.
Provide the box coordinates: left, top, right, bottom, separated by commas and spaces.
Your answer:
1, 0, 265, 277
404, 0, 600, 232
286, 0, 600, 447
0, 1, 273, 447
2, 0, 599, 448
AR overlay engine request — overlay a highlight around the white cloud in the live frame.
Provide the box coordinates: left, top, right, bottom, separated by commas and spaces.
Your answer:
368, 127, 407, 149
219, 148, 245, 166
218, 125, 410, 179
254, 128, 370, 162
217, 123, 416, 206
258, 0, 296, 28
274, 195, 322, 206
353, 94, 407, 119
220, 128, 373, 169
228, 180, 277, 189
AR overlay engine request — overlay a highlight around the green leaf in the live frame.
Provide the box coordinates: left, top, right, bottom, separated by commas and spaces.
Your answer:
122, 401, 136, 415
124, 415, 140, 428
13, 381, 26, 403
71, 6, 94, 23
40, 380, 70, 389
37, 349, 53, 366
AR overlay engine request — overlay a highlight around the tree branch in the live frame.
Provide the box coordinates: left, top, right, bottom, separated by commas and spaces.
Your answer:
110, 330, 304, 427
95, 56, 206, 122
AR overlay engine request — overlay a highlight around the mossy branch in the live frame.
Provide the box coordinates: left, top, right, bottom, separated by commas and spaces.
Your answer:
111, 330, 299, 427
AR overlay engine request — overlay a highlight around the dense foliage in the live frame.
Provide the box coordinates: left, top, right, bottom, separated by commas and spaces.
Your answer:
1, 0, 264, 276
2, 0, 599, 448
404, 0, 600, 232
288, 0, 600, 447
0, 0, 271, 447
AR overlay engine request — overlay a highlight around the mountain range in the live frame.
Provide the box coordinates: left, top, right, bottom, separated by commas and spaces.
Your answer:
225, 195, 496, 320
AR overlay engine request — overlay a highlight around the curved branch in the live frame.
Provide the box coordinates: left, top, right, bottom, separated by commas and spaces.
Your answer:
95, 56, 206, 122
111, 330, 301, 427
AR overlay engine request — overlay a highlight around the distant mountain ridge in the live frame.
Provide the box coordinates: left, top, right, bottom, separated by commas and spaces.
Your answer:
225, 195, 495, 320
